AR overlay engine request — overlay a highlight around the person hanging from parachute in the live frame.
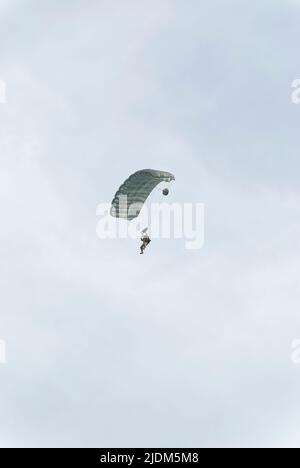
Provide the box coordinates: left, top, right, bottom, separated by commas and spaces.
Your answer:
110, 169, 175, 255
140, 228, 151, 255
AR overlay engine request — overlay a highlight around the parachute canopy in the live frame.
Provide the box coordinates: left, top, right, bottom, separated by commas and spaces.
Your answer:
111, 169, 175, 221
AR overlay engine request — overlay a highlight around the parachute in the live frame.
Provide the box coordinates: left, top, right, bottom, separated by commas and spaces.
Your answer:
111, 169, 175, 221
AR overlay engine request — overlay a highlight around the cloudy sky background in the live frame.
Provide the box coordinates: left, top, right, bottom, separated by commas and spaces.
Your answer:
1, 0, 300, 448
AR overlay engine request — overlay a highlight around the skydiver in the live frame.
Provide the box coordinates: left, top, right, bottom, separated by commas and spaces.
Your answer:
140, 229, 151, 255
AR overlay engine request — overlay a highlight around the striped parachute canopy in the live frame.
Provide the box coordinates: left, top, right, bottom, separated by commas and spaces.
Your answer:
111, 169, 175, 221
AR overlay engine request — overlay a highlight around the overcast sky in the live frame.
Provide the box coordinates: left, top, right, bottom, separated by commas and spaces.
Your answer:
1, 0, 300, 448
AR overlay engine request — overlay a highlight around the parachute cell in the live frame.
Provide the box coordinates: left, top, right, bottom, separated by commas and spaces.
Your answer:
111, 169, 175, 221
